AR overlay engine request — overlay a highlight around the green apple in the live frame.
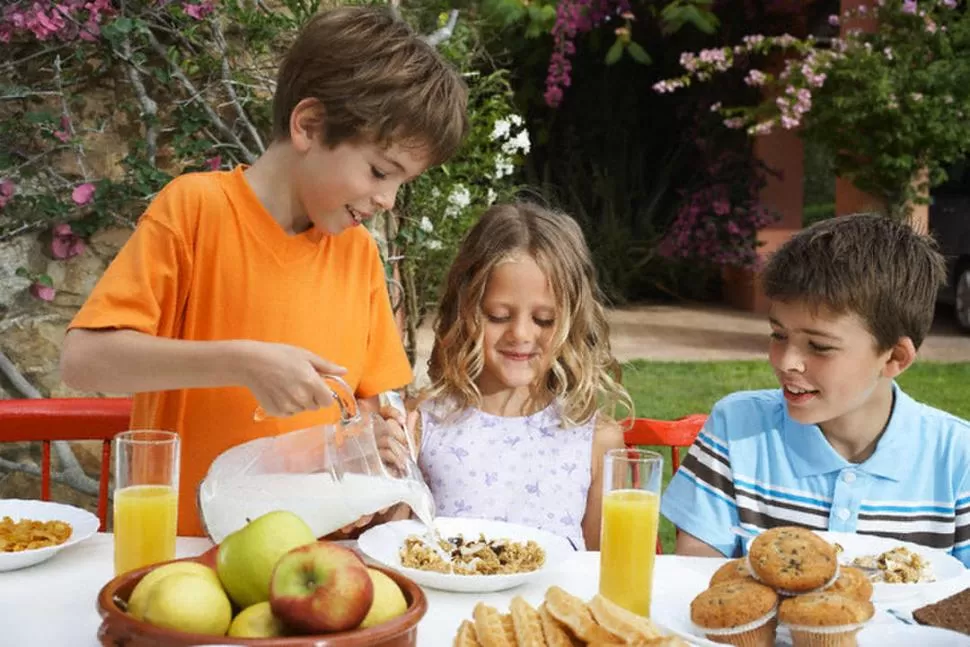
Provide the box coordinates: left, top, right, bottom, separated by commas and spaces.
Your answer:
216, 510, 315, 609
228, 601, 288, 638
359, 568, 408, 629
269, 541, 373, 633
142, 573, 232, 635
127, 561, 222, 621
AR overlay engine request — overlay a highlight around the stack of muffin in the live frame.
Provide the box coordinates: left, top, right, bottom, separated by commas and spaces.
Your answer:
689, 526, 875, 647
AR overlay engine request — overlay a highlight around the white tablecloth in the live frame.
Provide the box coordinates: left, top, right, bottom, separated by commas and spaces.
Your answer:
1, 533, 968, 646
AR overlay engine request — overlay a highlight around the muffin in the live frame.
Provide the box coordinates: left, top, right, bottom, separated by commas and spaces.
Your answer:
779, 591, 874, 647
691, 580, 778, 646
710, 558, 756, 586
825, 566, 873, 602
747, 526, 838, 593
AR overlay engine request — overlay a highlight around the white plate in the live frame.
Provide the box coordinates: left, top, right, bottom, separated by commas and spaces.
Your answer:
807, 531, 964, 604
0, 499, 100, 571
357, 516, 574, 593
741, 530, 966, 604
856, 624, 970, 646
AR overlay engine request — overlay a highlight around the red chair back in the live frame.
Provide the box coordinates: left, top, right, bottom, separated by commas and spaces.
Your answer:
622, 414, 707, 554
0, 398, 133, 530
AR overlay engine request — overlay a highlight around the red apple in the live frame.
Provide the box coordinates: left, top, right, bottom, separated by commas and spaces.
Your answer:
269, 541, 374, 634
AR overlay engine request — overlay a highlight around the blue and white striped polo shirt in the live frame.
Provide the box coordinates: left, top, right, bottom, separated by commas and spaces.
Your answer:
660, 384, 970, 567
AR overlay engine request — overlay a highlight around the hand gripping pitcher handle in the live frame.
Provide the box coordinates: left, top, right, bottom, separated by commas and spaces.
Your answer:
253, 374, 360, 426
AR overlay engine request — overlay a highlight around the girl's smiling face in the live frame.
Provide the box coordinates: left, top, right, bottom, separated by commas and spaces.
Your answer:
478, 254, 557, 399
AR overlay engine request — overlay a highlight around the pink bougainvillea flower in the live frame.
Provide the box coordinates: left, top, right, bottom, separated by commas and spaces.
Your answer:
0, 178, 15, 208
51, 222, 86, 259
30, 282, 56, 302
71, 182, 96, 205
204, 155, 222, 171
183, 0, 214, 20
54, 115, 72, 143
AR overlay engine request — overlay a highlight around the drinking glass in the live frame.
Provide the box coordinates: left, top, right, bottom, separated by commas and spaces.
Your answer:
113, 430, 180, 575
598, 448, 663, 616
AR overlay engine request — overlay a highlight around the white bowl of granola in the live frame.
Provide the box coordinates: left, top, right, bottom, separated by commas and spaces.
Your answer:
357, 517, 574, 592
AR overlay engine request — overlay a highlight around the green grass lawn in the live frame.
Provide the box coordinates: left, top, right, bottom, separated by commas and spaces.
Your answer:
621, 360, 970, 553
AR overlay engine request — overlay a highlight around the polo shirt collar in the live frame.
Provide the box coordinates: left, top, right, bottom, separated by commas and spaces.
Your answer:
783, 382, 913, 482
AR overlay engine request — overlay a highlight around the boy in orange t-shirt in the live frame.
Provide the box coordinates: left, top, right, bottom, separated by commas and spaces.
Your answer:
60, 6, 468, 537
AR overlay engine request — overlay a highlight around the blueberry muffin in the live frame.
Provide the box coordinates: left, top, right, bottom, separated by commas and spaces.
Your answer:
825, 566, 873, 602
747, 526, 838, 593
709, 558, 756, 586
691, 580, 778, 646
779, 591, 874, 647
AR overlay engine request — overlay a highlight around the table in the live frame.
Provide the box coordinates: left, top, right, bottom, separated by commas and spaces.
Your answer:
2, 533, 969, 646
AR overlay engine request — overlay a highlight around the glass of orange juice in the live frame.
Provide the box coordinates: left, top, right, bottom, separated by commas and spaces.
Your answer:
599, 448, 663, 617
112, 430, 180, 575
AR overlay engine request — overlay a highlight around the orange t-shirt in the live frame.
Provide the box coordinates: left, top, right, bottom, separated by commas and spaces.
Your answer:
69, 166, 413, 536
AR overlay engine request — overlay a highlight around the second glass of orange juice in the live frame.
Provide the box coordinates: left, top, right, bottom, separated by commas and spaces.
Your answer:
113, 430, 180, 575
599, 448, 663, 617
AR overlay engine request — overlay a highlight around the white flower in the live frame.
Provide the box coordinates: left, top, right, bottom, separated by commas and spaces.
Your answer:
491, 119, 511, 141
493, 155, 514, 179
431, 187, 441, 199
445, 184, 471, 218
486, 188, 497, 205
508, 114, 524, 127
426, 239, 444, 250
448, 184, 471, 209
501, 129, 531, 155
419, 216, 434, 233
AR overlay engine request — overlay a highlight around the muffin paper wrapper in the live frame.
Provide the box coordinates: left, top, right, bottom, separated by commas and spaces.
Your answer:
694, 606, 778, 636
781, 620, 868, 634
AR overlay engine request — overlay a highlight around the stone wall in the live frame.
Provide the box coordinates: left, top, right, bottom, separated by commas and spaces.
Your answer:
0, 226, 131, 516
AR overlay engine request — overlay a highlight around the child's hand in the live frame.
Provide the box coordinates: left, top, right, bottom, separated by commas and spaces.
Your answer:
374, 405, 413, 477
237, 341, 347, 418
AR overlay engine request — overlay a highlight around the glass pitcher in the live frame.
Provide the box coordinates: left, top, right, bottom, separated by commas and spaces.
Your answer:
198, 376, 434, 543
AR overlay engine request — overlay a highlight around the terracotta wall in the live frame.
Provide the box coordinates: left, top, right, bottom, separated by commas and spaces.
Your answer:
723, 126, 804, 313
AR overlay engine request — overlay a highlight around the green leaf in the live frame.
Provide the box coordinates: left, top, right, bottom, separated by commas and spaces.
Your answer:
113, 17, 136, 34
15, 266, 29, 278
37, 274, 54, 288
627, 42, 652, 65
606, 39, 624, 66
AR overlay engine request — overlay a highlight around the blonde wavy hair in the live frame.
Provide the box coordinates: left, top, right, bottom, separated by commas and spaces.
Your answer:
424, 202, 632, 427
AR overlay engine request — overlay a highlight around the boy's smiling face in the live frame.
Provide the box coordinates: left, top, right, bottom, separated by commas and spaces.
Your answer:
767, 299, 901, 430
290, 100, 430, 235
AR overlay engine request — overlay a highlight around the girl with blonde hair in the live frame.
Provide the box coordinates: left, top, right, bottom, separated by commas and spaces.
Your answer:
406, 202, 632, 549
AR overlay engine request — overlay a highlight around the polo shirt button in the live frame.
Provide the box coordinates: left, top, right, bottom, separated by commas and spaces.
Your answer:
842, 471, 857, 484
837, 507, 851, 521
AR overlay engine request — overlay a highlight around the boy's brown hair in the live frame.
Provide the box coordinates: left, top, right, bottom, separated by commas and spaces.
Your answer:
762, 213, 947, 350
273, 5, 468, 165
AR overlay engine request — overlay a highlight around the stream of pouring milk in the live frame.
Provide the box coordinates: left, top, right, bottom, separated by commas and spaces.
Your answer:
200, 471, 437, 543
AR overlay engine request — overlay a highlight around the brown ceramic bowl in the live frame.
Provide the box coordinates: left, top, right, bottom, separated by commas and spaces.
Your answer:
97, 546, 427, 646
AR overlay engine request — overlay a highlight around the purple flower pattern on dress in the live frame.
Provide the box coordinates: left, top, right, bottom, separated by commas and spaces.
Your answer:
417, 399, 594, 548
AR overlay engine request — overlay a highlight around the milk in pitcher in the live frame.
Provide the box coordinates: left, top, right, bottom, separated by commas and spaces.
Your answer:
200, 471, 435, 543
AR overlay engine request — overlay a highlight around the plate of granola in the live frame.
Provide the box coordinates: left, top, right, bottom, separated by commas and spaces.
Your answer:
819, 531, 966, 604
0, 499, 99, 572
357, 516, 574, 592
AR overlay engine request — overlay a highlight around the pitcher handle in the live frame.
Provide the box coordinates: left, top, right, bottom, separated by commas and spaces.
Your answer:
253, 374, 360, 424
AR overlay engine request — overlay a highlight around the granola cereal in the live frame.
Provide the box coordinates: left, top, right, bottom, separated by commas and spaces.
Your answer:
399, 533, 545, 575
849, 546, 935, 584
0, 516, 72, 552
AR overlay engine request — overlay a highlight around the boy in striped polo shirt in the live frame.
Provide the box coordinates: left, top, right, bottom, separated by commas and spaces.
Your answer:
661, 214, 970, 566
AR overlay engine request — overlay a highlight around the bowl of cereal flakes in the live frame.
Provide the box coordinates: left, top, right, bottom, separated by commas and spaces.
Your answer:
0, 499, 99, 571
357, 517, 574, 593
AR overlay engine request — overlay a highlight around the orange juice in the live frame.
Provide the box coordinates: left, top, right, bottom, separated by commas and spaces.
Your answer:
599, 489, 660, 616
113, 484, 178, 574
